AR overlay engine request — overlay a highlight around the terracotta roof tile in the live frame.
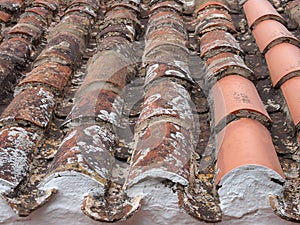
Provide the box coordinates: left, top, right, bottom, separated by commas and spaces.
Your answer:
18, 62, 72, 94
243, 0, 286, 29
33, 0, 60, 11
136, 79, 194, 131
205, 51, 254, 85
215, 118, 284, 184
212, 75, 271, 131
280, 76, 300, 128
127, 121, 192, 187
0, 0, 23, 12
195, 1, 229, 15
0, 10, 11, 23
1, 0, 300, 223
199, 30, 244, 59
0, 126, 39, 189
265, 42, 300, 88
252, 19, 300, 54
0, 86, 55, 128
44, 123, 115, 184
0, 37, 32, 65
287, 0, 300, 28
25, 6, 53, 24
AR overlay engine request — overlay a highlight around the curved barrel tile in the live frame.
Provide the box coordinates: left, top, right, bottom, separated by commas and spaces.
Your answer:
205, 52, 254, 86
127, 121, 192, 187
216, 118, 284, 184
211, 75, 271, 131
200, 30, 243, 59
252, 19, 300, 54
243, 0, 285, 29
265, 43, 300, 88
280, 76, 300, 129
136, 80, 194, 131
0, 86, 55, 128
0, 126, 39, 190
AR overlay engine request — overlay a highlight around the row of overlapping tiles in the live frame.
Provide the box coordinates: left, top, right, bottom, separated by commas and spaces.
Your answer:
195, 0, 285, 184
0, 0, 99, 189
0, 0, 299, 222
199, 0, 300, 220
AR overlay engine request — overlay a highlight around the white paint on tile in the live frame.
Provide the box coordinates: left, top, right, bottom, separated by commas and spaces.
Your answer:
0, 168, 298, 225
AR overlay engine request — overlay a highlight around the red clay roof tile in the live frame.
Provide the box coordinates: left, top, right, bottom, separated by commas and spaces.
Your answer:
149, 0, 182, 14
144, 62, 194, 86
0, 126, 39, 188
216, 118, 284, 184
265, 42, 300, 88
127, 121, 192, 187
33, 0, 60, 11
252, 19, 300, 54
0, 10, 11, 23
280, 76, 300, 128
243, 0, 286, 29
195, 1, 229, 15
8, 23, 43, 43
205, 52, 254, 85
200, 30, 244, 59
25, 6, 53, 24
136, 80, 194, 131
80, 51, 132, 91
0, 37, 33, 65
212, 75, 271, 130
0, 0, 23, 11
45, 124, 114, 184
195, 17, 237, 35
18, 62, 72, 94
287, 0, 300, 28
66, 88, 123, 126
0, 86, 55, 128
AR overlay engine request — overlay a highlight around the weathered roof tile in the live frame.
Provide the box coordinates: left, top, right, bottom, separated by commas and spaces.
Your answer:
18, 62, 72, 94
0, 86, 55, 128
0, 126, 39, 189
200, 30, 244, 59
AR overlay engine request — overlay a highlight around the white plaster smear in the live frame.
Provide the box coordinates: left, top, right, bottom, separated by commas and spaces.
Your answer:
0, 167, 299, 225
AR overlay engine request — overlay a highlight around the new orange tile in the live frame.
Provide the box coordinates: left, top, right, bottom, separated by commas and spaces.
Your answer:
265, 43, 300, 88
212, 75, 271, 128
243, 0, 285, 29
252, 19, 300, 54
216, 118, 284, 184
280, 76, 300, 127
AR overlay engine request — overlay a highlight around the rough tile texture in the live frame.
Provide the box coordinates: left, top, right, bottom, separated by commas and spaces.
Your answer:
0, 0, 300, 224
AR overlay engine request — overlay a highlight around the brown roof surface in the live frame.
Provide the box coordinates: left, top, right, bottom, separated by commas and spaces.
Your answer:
0, 0, 300, 224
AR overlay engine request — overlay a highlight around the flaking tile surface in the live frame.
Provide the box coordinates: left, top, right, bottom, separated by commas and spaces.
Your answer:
0, 0, 300, 224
